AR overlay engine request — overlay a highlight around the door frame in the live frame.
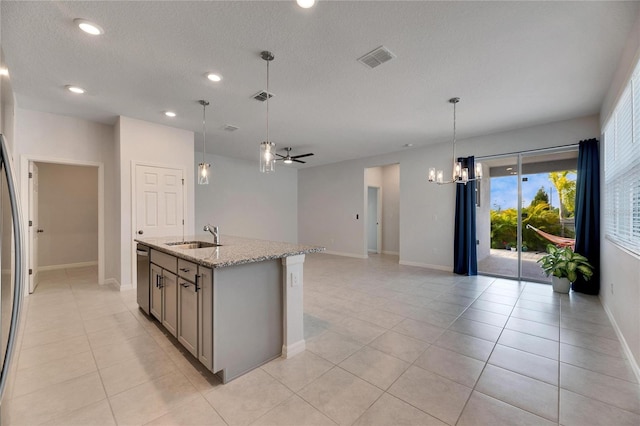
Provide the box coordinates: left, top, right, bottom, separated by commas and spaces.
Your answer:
130, 161, 187, 288
21, 155, 105, 295
28, 162, 38, 293
477, 144, 579, 282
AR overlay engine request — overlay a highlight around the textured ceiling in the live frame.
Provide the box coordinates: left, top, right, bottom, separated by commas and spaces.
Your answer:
1, 1, 638, 168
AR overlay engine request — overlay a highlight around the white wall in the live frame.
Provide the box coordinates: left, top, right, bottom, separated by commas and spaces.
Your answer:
116, 116, 195, 289
1, 47, 15, 156
381, 164, 400, 255
14, 108, 115, 283
194, 153, 298, 243
37, 163, 98, 268
599, 9, 640, 373
299, 115, 599, 268
299, 159, 374, 258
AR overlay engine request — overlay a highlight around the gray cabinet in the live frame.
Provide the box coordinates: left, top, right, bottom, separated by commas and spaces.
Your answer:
198, 266, 213, 370
162, 271, 178, 337
145, 250, 215, 374
150, 250, 178, 337
150, 264, 163, 321
178, 259, 199, 357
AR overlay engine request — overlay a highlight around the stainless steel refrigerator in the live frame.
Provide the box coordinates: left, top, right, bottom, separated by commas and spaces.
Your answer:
0, 133, 25, 424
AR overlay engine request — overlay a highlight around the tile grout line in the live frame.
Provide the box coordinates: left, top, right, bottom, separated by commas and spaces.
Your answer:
71, 267, 120, 426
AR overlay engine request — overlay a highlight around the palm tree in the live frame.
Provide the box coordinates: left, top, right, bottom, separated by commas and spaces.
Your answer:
549, 171, 576, 219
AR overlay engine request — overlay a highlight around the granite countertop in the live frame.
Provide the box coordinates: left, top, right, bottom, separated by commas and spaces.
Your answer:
135, 235, 324, 268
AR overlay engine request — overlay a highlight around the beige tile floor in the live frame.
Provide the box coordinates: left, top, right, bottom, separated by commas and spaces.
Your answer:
4, 253, 640, 425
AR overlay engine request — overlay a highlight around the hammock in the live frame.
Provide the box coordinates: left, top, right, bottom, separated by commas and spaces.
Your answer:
526, 224, 575, 249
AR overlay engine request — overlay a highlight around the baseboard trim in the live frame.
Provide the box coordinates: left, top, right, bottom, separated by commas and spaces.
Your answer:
38, 261, 98, 272
601, 301, 640, 383
399, 260, 452, 272
104, 278, 132, 292
322, 251, 368, 259
282, 340, 306, 358
382, 250, 399, 255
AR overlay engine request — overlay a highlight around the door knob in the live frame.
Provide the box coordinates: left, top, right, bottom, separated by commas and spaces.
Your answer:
36, 229, 44, 233
138, 230, 144, 235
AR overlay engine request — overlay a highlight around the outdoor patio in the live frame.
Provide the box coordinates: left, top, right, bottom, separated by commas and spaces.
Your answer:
478, 249, 551, 283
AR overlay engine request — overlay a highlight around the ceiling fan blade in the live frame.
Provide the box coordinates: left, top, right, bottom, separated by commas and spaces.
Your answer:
291, 153, 314, 159
292, 159, 306, 164
276, 153, 286, 158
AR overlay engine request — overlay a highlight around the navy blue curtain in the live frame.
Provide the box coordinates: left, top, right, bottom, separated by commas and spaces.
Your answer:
454, 156, 478, 275
572, 138, 600, 294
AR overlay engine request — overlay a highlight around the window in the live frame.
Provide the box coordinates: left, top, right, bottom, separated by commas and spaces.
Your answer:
603, 61, 640, 255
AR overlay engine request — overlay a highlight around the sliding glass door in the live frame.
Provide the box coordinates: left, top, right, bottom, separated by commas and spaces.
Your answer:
477, 147, 578, 283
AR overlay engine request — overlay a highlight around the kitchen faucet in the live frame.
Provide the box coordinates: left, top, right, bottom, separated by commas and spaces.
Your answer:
203, 224, 220, 245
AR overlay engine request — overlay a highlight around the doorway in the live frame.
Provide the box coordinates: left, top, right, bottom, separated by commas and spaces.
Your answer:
367, 186, 381, 254
22, 157, 104, 295
25, 160, 103, 293
364, 164, 400, 258
477, 147, 578, 282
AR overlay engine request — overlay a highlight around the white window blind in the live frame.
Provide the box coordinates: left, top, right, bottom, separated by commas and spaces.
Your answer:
604, 61, 640, 255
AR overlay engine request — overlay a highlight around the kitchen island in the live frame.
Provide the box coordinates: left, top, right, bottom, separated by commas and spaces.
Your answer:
135, 235, 323, 383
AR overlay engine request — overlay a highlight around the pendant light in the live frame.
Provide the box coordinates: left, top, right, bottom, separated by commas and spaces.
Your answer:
198, 100, 210, 185
428, 97, 482, 185
259, 51, 276, 173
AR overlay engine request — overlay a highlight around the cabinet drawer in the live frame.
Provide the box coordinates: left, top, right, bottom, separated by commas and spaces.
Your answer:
178, 259, 198, 282
151, 249, 177, 273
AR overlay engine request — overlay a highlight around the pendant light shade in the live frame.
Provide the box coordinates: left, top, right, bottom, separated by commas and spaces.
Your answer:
260, 141, 276, 173
259, 51, 276, 173
198, 100, 210, 185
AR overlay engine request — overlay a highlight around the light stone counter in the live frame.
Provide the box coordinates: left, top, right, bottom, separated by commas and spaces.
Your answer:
135, 234, 324, 268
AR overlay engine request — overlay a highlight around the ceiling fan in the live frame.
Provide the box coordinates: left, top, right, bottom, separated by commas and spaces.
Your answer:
276, 147, 314, 164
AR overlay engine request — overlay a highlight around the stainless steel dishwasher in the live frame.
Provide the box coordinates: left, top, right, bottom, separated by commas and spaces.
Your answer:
136, 244, 150, 314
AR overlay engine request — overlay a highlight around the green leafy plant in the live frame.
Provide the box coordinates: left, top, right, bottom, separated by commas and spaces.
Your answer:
537, 244, 594, 283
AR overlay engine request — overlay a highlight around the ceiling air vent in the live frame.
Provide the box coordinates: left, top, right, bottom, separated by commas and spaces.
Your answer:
357, 46, 396, 69
223, 124, 238, 132
253, 91, 274, 102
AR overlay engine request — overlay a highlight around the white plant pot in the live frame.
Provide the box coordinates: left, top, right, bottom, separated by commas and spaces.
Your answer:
551, 276, 571, 293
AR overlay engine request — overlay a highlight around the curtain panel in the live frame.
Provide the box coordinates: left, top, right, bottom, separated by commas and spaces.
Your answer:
572, 138, 600, 294
454, 156, 478, 276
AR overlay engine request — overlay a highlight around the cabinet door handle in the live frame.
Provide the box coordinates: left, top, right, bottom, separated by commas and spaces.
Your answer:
195, 274, 200, 292
155, 275, 159, 288
180, 282, 190, 288
158, 276, 164, 289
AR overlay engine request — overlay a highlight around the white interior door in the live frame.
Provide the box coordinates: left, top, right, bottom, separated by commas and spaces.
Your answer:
135, 165, 184, 239
367, 186, 379, 253
28, 162, 39, 293
376, 187, 382, 254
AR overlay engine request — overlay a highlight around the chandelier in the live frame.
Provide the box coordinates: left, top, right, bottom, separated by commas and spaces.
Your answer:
428, 97, 482, 184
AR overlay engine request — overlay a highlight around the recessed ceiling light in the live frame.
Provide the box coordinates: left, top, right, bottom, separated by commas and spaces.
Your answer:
0, 68, 8, 77
506, 167, 513, 171
404, 143, 413, 148
165, 111, 176, 118
207, 73, 222, 82
66, 85, 85, 94
74, 19, 104, 36
296, 0, 316, 8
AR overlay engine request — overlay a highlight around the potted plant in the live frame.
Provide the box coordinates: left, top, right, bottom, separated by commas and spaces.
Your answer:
537, 244, 594, 293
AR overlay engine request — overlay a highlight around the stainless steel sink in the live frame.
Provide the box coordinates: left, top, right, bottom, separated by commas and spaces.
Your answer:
166, 241, 221, 249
